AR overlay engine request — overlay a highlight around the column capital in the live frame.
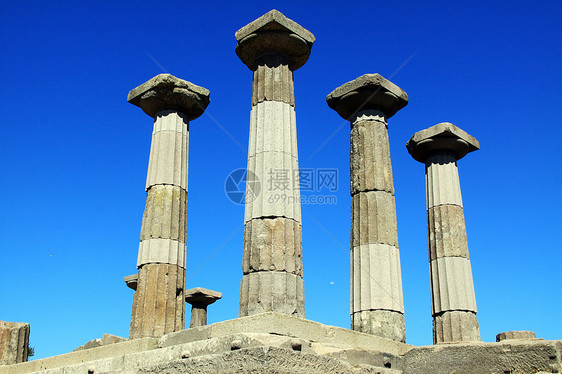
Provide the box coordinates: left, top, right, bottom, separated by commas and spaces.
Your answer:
235, 9, 315, 71
185, 287, 222, 306
327, 74, 408, 120
406, 122, 479, 163
128, 74, 210, 120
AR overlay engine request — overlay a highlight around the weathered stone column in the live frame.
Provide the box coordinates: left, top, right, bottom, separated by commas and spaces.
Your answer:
0, 321, 29, 365
327, 74, 408, 342
406, 122, 480, 344
127, 74, 210, 339
185, 288, 222, 328
235, 10, 315, 317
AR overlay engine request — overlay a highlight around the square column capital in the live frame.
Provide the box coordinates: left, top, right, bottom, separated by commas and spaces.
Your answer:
327, 74, 408, 120
128, 74, 210, 120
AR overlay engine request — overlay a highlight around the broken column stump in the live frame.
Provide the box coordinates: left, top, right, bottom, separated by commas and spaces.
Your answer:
0, 320, 30, 365
185, 288, 222, 328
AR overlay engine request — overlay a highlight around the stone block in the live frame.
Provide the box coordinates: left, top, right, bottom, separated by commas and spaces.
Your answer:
252, 57, 295, 106
351, 310, 406, 343
350, 113, 394, 195
145, 110, 189, 191
244, 151, 301, 223
140, 185, 187, 243
403, 339, 561, 374
137, 238, 186, 268
248, 101, 297, 157
0, 321, 29, 365
128, 74, 210, 120
235, 10, 315, 71
430, 257, 477, 314
428, 204, 469, 260
239, 272, 305, 317
124, 273, 138, 290
73, 333, 127, 351
129, 263, 185, 339
242, 218, 303, 276
351, 191, 399, 247
351, 243, 404, 313
406, 122, 479, 163
497, 331, 537, 342
433, 310, 480, 344
425, 153, 463, 208
327, 74, 408, 120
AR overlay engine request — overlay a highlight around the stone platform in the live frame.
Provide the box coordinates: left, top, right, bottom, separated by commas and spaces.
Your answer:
1, 313, 560, 373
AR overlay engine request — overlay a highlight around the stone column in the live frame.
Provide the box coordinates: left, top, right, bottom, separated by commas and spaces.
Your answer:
0, 321, 30, 365
127, 74, 210, 339
185, 288, 222, 328
235, 10, 315, 317
406, 122, 480, 344
327, 74, 408, 342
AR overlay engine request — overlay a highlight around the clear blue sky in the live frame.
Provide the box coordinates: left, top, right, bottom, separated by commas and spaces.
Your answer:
1, 1, 560, 360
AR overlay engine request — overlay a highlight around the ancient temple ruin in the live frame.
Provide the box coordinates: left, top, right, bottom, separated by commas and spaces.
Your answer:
1, 9, 560, 374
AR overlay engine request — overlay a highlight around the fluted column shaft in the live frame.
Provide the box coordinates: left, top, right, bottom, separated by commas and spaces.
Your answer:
327, 74, 409, 342
0, 321, 29, 365
350, 110, 405, 342
426, 152, 480, 343
130, 110, 188, 339
240, 53, 304, 317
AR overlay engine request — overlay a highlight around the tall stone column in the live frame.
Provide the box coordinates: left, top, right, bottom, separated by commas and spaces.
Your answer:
235, 10, 315, 317
127, 74, 210, 339
406, 122, 481, 344
0, 321, 29, 365
327, 74, 408, 342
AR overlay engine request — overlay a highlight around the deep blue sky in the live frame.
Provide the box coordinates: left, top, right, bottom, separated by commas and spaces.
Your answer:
1, 1, 560, 360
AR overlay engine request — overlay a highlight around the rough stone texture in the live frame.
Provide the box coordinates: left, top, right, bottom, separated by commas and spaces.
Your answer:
351, 243, 404, 314
235, 10, 315, 71
73, 334, 127, 351
3, 313, 560, 374
497, 331, 537, 342
403, 339, 562, 374
351, 191, 399, 247
326, 74, 409, 120
127, 74, 210, 120
425, 153, 463, 208
433, 311, 480, 344
137, 238, 186, 268
350, 111, 394, 195
352, 310, 406, 343
145, 110, 189, 191
129, 263, 185, 339
430, 256, 477, 314
428, 204, 469, 261
239, 272, 305, 317
140, 185, 187, 242
242, 218, 303, 276
0, 321, 29, 365
252, 55, 295, 106
185, 288, 222, 328
406, 122, 479, 163
159, 313, 410, 355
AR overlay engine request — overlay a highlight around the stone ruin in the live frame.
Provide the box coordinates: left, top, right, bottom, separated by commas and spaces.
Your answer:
1, 9, 560, 374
